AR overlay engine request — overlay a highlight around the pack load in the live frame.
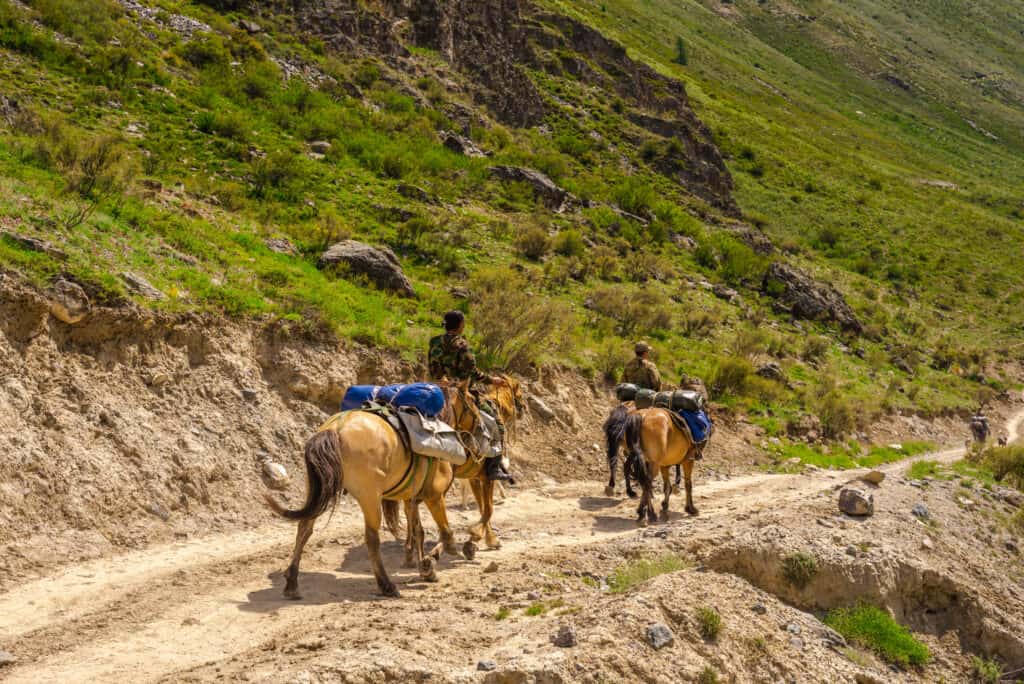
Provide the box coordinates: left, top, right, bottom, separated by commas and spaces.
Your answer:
634, 388, 657, 409
679, 409, 712, 444
653, 389, 705, 412
615, 383, 639, 402
393, 407, 467, 465
341, 382, 445, 418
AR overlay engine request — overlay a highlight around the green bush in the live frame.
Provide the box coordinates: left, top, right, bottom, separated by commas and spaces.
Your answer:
552, 229, 586, 257
514, 225, 551, 261
589, 285, 672, 335
709, 356, 753, 399
782, 552, 817, 589
31, 0, 121, 45
608, 555, 686, 593
970, 656, 1002, 683
249, 151, 301, 199
179, 35, 231, 69
825, 604, 930, 667
984, 445, 1024, 489
468, 266, 572, 371
696, 606, 721, 640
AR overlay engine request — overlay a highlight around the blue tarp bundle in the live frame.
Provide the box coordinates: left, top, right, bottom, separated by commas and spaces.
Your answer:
341, 382, 445, 418
679, 409, 712, 443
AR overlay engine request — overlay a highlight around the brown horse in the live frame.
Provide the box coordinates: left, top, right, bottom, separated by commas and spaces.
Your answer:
617, 407, 702, 526
603, 402, 682, 499
265, 384, 478, 598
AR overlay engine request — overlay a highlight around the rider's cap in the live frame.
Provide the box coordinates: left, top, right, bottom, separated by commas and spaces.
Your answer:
443, 310, 465, 331
635, 341, 652, 354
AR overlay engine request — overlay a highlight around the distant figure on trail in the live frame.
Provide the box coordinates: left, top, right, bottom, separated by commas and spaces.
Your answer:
428, 310, 511, 482
970, 408, 991, 444
621, 342, 662, 391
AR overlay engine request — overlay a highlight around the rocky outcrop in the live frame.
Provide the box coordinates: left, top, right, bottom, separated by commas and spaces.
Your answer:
487, 165, 576, 211
318, 240, 415, 297
440, 130, 488, 158
46, 279, 91, 324
762, 262, 862, 334
282, 0, 735, 211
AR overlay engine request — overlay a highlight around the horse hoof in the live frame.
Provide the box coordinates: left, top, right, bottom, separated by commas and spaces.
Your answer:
283, 589, 301, 601
463, 541, 478, 561
381, 584, 401, 598
672, 485, 682, 496
603, 486, 615, 497
626, 490, 638, 499
485, 535, 501, 550
420, 558, 438, 583
659, 511, 669, 523
638, 517, 649, 528
686, 507, 699, 516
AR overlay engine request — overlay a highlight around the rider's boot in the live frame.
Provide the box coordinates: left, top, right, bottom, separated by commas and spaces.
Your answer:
485, 455, 511, 482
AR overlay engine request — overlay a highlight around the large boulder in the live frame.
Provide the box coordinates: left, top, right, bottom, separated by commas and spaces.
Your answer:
762, 262, 862, 334
487, 165, 576, 212
440, 131, 488, 158
318, 240, 415, 297
46, 278, 90, 324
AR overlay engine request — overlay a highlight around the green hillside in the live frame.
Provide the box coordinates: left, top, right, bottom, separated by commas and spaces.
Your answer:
0, 0, 1021, 437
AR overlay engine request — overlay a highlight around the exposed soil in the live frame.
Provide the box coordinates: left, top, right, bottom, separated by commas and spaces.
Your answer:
1, 275, 1023, 683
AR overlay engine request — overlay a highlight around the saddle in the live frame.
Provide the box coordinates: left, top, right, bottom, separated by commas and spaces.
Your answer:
664, 408, 713, 461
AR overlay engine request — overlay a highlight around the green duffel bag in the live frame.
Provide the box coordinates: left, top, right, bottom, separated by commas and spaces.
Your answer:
634, 388, 656, 409
654, 389, 705, 412
615, 383, 639, 402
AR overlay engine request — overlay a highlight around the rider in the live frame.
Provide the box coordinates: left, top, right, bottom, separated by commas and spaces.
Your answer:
970, 408, 991, 444
428, 310, 511, 482
621, 341, 662, 391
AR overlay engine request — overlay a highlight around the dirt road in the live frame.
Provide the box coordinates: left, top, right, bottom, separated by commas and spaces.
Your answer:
0, 412, 1018, 683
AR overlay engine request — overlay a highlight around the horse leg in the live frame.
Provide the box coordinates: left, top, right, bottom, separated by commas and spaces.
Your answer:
423, 495, 460, 558
283, 517, 315, 600
407, 499, 436, 583
605, 442, 618, 497
684, 460, 698, 516
402, 500, 417, 568
463, 477, 484, 560
660, 467, 671, 522
672, 463, 682, 495
625, 451, 638, 499
357, 497, 399, 597
482, 478, 500, 549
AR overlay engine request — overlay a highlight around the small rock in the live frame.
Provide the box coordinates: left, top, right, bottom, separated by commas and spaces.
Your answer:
645, 623, 674, 650
238, 19, 262, 33
182, 617, 200, 626
909, 479, 925, 488
552, 625, 577, 648
751, 603, 767, 615
0, 650, 16, 666
262, 461, 290, 490
47, 278, 90, 324
527, 396, 556, 422
845, 545, 858, 557
785, 622, 802, 635
838, 487, 874, 516
921, 536, 934, 550
483, 561, 499, 574
957, 496, 976, 508
265, 237, 298, 255
148, 372, 171, 387
241, 387, 259, 401
477, 660, 497, 672
296, 637, 326, 651
820, 627, 847, 647
1006, 540, 1019, 554
854, 673, 886, 684
318, 240, 415, 297
146, 500, 171, 521
861, 470, 885, 485
1, 231, 66, 259
527, 591, 541, 601
396, 183, 436, 204
309, 140, 332, 154
911, 503, 930, 520
122, 271, 165, 300
789, 636, 805, 650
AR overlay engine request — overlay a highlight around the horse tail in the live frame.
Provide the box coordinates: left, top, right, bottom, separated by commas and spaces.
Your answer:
603, 403, 630, 470
624, 412, 651, 488
381, 499, 404, 540
264, 430, 343, 521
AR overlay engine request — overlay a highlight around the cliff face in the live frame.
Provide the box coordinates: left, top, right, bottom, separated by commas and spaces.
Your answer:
288, 0, 736, 211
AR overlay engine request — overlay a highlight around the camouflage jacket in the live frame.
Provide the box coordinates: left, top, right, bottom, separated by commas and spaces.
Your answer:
621, 357, 662, 391
428, 333, 491, 385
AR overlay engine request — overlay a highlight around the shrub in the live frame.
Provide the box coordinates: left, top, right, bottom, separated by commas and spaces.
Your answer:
970, 656, 1002, 683
180, 35, 231, 69
802, 336, 830, 363
589, 285, 672, 335
594, 338, 629, 382
468, 266, 572, 371
697, 668, 718, 684
613, 176, 655, 217
984, 445, 1024, 489
514, 225, 551, 260
552, 229, 586, 257
589, 245, 619, 280
814, 390, 856, 439
32, 0, 121, 44
709, 356, 752, 399
696, 606, 721, 640
825, 604, 930, 667
782, 552, 817, 589
249, 151, 301, 198
608, 555, 686, 594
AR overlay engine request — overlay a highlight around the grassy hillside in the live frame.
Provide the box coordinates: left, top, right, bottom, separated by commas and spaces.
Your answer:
0, 0, 1021, 438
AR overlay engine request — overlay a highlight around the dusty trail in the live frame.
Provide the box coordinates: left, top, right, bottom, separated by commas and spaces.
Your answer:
1, 410, 1019, 683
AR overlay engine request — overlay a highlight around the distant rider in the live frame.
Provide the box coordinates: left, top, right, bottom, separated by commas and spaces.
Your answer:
621, 342, 662, 391
428, 311, 511, 482
970, 409, 991, 444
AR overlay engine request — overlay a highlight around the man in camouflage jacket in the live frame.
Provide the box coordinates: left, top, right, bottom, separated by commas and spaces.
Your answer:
428, 311, 511, 481
621, 341, 662, 391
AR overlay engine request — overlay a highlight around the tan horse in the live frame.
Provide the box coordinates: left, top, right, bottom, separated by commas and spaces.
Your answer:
265, 384, 478, 598
603, 402, 682, 499
619, 408, 701, 526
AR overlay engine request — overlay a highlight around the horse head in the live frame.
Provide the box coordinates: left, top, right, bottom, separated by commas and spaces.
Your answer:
439, 379, 481, 435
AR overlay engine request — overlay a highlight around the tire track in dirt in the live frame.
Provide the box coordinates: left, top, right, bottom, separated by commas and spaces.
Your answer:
3, 410, 1020, 683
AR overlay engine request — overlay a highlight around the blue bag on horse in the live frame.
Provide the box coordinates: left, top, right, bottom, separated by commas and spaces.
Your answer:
341, 385, 379, 411
679, 409, 711, 443
376, 384, 406, 404
391, 383, 446, 418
